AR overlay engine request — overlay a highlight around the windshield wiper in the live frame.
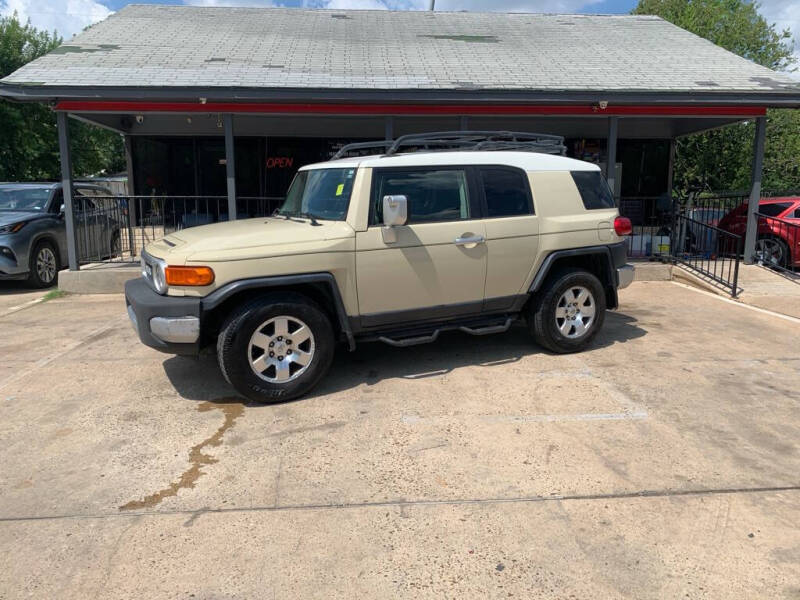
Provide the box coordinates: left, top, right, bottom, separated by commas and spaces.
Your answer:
273, 210, 322, 225
298, 212, 322, 226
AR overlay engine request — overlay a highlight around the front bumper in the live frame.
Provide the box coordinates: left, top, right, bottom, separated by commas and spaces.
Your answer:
0, 236, 29, 278
125, 278, 202, 355
617, 264, 635, 289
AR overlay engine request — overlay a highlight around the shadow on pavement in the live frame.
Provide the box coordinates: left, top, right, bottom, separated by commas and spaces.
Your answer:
163, 310, 647, 404
0, 281, 41, 295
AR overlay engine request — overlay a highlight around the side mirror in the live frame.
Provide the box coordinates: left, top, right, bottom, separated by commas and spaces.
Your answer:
60, 204, 65, 213
382, 195, 408, 227
381, 195, 408, 244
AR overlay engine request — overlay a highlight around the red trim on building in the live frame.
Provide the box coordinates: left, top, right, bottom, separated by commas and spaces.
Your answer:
54, 100, 767, 117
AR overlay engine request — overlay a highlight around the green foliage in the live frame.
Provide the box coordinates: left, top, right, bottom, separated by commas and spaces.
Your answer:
633, 0, 795, 71
633, 0, 799, 194
0, 13, 125, 181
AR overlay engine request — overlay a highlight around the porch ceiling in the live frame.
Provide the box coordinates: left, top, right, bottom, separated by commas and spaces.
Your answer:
73, 112, 750, 140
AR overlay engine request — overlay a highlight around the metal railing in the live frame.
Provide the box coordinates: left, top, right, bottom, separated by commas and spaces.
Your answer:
73, 195, 284, 265
672, 211, 742, 296
752, 212, 800, 282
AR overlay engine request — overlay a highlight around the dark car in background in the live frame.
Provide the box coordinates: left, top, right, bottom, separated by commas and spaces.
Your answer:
718, 197, 800, 268
0, 182, 121, 287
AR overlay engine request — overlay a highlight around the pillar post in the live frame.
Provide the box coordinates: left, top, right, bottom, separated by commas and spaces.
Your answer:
223, 114, 237, 220
57, 112, 79, 271
743, 116, 767, 265
606, 116, 619, 201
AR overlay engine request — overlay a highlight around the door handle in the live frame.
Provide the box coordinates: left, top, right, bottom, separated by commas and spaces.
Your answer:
454, 235, 485, 246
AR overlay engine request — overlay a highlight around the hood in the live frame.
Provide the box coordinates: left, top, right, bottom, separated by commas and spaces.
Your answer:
0, 210, 46, 227
146, 216, 355, 262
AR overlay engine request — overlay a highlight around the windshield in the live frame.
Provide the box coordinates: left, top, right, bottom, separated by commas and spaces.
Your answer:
0, 186, 52, 211
277, 168, 356, 221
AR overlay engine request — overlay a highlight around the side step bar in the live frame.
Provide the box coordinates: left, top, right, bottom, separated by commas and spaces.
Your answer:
379, 331, 440, 348
459, 318, 513, 336
377, 317, 514, 348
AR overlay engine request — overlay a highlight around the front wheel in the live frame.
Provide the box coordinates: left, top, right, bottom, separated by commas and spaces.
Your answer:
528, 268, 606, 354
754, 236, 789, 268
216, 293, 335, 403
28, 241, 59, 288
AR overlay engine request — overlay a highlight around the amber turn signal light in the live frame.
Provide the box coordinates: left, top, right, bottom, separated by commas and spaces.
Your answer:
165, 266, 215, 286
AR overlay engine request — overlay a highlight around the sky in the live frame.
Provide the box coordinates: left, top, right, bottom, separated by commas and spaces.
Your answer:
0, 0, 797, 74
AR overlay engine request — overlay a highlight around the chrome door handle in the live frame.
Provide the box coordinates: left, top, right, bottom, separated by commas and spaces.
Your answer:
454, 235, 485, 246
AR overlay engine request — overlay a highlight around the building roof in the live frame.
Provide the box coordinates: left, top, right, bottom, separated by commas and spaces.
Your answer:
302, 151, 599, 172
1, 4, 799, 105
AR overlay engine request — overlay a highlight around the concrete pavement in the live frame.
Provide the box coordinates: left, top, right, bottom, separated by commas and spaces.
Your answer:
0, 281, 798, 599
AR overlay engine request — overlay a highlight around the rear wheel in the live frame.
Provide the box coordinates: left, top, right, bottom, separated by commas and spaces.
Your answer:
216, 293, 335, 403
528, 268, 606, 354
755, 236, 789, 268
28, 241, 59, 288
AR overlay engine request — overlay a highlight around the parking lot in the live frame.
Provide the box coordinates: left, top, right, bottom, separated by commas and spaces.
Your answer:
0, 281, 799, 599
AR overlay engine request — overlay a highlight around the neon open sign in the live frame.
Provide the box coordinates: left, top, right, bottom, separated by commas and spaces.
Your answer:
266, 157, 294, 168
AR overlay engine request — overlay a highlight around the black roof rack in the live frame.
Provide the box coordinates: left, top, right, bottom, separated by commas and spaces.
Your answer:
331, 130, 566, 160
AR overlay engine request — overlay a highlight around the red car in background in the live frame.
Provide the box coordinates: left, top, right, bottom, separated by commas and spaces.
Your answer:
718, 197, 800, 268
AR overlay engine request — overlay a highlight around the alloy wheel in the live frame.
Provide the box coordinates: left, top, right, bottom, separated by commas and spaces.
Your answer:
248, 315, 315, 383
754, 238, 785, 267
36, 247, 57, 284
555, 286, 596, 339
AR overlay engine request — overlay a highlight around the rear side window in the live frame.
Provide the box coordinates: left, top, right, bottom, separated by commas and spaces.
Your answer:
759, 202, 791, 217
372, 168, 470, 224
571, 171, 616, 210
480, 168, 532, 217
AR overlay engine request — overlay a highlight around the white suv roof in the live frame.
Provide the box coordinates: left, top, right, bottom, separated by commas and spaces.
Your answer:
300, 151, 600, 173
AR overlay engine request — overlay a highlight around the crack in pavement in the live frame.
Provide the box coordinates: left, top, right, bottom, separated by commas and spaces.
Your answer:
2, 484, 798, 524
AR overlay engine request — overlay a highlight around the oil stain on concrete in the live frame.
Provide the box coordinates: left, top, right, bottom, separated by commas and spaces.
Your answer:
119, 398, 244, 511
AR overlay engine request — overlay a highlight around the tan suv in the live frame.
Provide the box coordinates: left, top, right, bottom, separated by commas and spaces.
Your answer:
126, 132, 634, 402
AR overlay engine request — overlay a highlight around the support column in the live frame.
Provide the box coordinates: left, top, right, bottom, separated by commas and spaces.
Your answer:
123, 135, 137, 256
606, 116, 619, 201
666, 138, 676, 200
57, 112, 79, 271
223, 114, 237, 220
384, 116, 393, 141
743, 116, 767, 265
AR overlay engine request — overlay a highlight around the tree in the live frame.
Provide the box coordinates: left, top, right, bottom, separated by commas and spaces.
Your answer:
633, 0, 799, 194
0, 13, 125, 181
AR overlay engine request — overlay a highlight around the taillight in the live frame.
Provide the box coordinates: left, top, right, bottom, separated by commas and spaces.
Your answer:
614, 216, 632, 236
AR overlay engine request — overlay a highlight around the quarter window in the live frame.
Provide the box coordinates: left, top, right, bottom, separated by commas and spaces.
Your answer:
571, 171, 616, 210
480, 168, 532, 217
372, 169, 470, 224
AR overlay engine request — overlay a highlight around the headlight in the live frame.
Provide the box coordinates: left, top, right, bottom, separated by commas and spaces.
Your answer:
141, 251, 168, 294
0, 221, 27, 235
152, 260, 167, 294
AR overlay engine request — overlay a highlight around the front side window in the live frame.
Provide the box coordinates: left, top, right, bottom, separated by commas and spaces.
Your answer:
0, 185, 52, 212
372, 169, 470, 224
571, 171, 616, 210
480, 167, 532, 217
278, 168, 356, 221
758, 202, 791, 217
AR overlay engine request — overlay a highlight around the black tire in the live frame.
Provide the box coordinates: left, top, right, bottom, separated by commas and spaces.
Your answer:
27, 240, 59, 288
216, 292, 335, 403
528, 267, 606, 354
755, 236, 789, 268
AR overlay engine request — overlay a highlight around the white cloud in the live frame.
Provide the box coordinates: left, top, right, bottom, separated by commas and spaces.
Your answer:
0, 0, 112, 40
757, 0, 800, 78
183, 0, 276, 6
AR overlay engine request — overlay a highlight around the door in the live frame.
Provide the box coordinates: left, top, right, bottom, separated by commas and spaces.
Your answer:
355, 167, 487, 328
478, 167, 539, 310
